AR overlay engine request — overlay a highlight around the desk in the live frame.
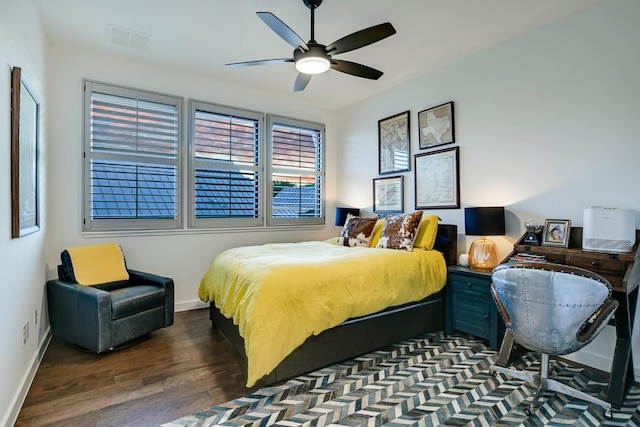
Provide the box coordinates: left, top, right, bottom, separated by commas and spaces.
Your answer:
496, 227, 640, 409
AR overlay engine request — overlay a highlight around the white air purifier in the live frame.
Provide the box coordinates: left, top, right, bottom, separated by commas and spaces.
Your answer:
582, 207, 636, 253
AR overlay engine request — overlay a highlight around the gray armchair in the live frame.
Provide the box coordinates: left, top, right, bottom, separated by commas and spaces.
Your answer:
46, 247, 174, 353
489, 262, 618, 418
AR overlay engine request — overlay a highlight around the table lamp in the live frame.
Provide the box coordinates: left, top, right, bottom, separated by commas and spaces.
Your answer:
335, 207, 360, 226
464, 207, 505, 271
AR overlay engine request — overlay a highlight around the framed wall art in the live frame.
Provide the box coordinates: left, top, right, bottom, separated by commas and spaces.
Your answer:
11, 66, 40, 238
542, 219, 571, 247
378, 110, 410, 175
414, 146, 460, 209
373, 175, 404, 214
418, 101, 454, 150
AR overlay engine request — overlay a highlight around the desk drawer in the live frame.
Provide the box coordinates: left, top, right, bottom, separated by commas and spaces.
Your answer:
566, 255, 626, 276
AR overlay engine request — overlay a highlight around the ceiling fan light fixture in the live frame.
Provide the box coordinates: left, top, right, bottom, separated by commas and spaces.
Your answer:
295, 55, 330, 74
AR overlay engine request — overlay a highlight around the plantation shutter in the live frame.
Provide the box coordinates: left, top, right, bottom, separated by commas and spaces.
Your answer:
189, 101, 262, 228
83, 81, 182, 231
268, 115, 324, 226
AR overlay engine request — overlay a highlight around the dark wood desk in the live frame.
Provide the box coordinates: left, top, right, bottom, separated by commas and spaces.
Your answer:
496, 228, 640, 409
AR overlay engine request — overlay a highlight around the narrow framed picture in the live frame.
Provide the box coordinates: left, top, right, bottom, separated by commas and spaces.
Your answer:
378, 110, 410, 175
542, 219, 571, 247
11, 66, 40, 238
418, 101, 454, 150
373, 175, 404, 214
414, 146, 460, 209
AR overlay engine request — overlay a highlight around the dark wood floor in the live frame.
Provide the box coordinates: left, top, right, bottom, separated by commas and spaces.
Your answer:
16, 308, 258, 427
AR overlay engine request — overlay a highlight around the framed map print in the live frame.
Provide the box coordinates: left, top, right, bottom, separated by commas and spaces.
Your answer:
378, 111, 410, 174
373, 175, 404, 214
418, 102, 454, 149
414, 146, 460, 209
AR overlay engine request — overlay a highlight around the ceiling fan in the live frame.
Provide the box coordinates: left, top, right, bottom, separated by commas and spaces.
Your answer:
225, 0, 396, 92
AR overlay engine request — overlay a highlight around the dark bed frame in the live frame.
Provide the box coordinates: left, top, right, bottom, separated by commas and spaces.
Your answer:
209, 223, 458, 385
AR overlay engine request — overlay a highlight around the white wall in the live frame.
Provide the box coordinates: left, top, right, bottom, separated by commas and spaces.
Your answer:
335, 0, 640, 375
45, 47, 338, 311
0, 0, 49, 425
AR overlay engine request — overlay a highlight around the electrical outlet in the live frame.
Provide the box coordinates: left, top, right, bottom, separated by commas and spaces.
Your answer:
22, 321, 29, 345
34, 308, 38, 326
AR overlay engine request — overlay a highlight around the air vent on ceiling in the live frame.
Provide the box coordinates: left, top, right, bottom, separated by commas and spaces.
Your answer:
107, 24, 152, 51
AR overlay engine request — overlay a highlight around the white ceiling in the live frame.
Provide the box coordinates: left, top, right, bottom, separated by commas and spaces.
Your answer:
34, 0, 597, 110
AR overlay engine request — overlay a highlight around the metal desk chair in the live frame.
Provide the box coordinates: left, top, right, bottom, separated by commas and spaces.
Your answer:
490, 262, 618, 418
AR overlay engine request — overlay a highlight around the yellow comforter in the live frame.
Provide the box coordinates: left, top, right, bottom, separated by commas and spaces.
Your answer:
198, 240, 447, 386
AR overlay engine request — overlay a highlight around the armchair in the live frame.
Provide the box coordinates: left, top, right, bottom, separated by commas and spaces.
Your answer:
46, 243, 174, 353
489, 262, 618, 418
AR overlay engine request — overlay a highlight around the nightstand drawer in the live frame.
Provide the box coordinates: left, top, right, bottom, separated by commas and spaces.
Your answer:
449, 274, 490, 294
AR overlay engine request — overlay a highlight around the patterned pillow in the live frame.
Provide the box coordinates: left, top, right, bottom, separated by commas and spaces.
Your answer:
338, 214, 379, 247
376, 211, 424, 251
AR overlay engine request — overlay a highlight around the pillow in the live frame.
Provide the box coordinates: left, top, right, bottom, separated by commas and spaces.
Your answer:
368, 219, 386, 247
433, 234, 452, 252
337, 214, 379, 247
413, 214, 440, 250
375, 211, 424, 251
62, 243, 129, 286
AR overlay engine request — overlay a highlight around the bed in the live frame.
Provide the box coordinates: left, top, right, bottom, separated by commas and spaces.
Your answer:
200, 218, 458, 387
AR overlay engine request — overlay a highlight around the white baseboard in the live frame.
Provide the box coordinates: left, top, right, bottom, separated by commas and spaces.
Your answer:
175, 299, 209, 312
3, 328, 51, 427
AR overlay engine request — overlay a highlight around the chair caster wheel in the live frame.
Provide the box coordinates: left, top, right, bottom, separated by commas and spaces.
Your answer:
490, 370, 497, 377
604, 407, 613, 419
524, 408, 533, 417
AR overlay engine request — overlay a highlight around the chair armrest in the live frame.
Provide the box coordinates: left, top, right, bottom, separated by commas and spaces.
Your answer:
46, 279, 113, 352
128, 270, 175, 326
128, 270, 172, 288
577, 298, 619, 342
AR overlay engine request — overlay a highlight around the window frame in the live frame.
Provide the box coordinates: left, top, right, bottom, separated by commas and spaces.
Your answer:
82, 80, 183, 232
188, 100, 264, 229
267, 114, 325, 227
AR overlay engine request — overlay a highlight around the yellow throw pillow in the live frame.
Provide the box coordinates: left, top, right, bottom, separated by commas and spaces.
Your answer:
369, 219, 386, 247
414, 214, 440, 250
64, 243, 129, 286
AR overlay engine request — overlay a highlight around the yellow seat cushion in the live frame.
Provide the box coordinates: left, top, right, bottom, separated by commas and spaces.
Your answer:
65, 243, 129, 286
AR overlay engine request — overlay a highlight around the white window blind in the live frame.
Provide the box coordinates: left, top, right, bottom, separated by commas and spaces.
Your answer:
268, 115, 324, 226
189, 101, 262, 228
83, 81, 182, 231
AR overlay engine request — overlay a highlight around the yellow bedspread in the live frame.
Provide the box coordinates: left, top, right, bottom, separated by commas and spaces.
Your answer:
198, 240, 447, 387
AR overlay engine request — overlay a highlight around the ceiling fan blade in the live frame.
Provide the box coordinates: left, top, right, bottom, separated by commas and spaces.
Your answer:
331, 59, 383, 80
293, 73, 312, 92
326, 23, 396, 55
225, 58, 294, 67
257, 12, 308, 50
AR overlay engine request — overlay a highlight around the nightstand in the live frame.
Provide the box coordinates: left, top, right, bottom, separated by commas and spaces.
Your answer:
445, 265, 505, 350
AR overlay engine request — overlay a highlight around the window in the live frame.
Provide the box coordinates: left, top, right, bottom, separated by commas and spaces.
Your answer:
268, 115, 324, 226
189, 101, 262, 228
83, 81, 182, 231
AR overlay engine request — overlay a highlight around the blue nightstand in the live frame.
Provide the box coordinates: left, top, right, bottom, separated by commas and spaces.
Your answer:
445, 265, 505, 350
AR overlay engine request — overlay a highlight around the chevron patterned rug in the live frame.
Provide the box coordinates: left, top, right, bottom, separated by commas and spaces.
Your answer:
163, 333, 640, 426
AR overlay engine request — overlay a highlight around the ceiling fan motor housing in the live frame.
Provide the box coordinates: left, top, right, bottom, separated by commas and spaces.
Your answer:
294, 43, 331, 74
303, 0, 322, 9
